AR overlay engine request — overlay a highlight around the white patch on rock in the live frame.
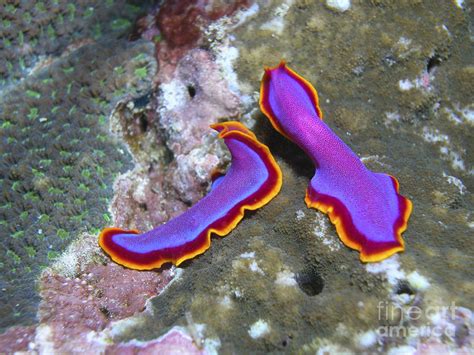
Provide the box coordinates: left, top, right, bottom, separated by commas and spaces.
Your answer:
419, 125, 468, 173
296, 209, 306, 220
249, 260, 265, 275
445, 107, 464, 124
260, 0, 294, 35
399, 79, 414, 91
439, 146, 466, 171
49, 233, 105, 278
233, 3, 260, 27
313, 215, 341, 251
248, 319, 271, 339
34, 324, 55, 354
159, 79, 187, 112
219, 295, 233, 309
407, 271, 430, 291
357, 330, 378, 349
239, 251, 256, 259
445, 104, 474, 125
203, 336, 222, 355
315, 342, 352, 355
443, 172, 466, 195
384, 112, 401, 126
422, 127, 449, 143
366, 255, 406, 286
460, 106, 474, 123
275, 269, 297, 287
233, 288, 243, 298
326, 0, 351, 12
206, 3, 260, 106
455, 0, 465, 9
387, 345, 417, 355
214, 45, 240, 95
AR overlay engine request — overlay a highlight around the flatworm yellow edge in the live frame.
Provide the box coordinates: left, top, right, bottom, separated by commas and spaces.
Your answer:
99, 121, 282, 270
305, 176, 413, 262
260, 60, 323, 141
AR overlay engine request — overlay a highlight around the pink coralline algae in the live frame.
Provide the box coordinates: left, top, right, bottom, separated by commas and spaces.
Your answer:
160, 49, 241, 202
0, 325, 36, 353
36, 263, 175, 353
111, 49, 241, 231
131, 0, 250, 78
155, 0, 250, 67
156, 0, 250, 48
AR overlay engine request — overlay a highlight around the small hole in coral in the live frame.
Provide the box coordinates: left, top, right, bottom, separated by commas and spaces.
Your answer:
395, 280, 414, 295
296, 266, 324, 296
133, 93, 150, 108
427, 54, 442, 73
187, 85, 196, 98
138, 115, 148, 133
281, 334, 293, 348
139, 203, 148, 211
99, 306, 111, 318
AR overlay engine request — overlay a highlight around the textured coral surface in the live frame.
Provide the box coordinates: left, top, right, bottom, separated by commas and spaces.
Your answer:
0, 0, 148, 87
0, 0, 156, 330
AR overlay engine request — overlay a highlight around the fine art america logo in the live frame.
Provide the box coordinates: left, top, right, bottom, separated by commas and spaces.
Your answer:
377, 301, 466, 338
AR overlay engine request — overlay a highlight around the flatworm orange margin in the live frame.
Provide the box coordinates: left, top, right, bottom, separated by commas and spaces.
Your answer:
260, 61, 412, 262
99, 121, 282, 270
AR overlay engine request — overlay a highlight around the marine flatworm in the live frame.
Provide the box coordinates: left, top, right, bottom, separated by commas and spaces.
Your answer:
99, 121, 282, 270
260, 61, 412, 262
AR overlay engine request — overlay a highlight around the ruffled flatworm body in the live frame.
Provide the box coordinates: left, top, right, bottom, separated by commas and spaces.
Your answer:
99, 121, 282, 270
260, 61, 412, 262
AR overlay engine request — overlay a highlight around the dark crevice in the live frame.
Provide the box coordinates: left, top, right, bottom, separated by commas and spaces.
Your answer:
187, 84, 196, 98
99, 306, 111, 319
138, 115, 148, 133
427, 54, 442, 73
296, 266, 324, 296
395, 280, 414, 295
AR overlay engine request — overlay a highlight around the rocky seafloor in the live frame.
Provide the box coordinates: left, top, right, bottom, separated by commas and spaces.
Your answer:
0, 0, 472, 354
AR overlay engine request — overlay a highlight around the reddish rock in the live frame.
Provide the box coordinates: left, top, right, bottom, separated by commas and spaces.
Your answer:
111, 49, 241, 230
159, 49, 240, 203
37, 263, 176, 352
156, 0, 250, 49
0, 325, 35, 353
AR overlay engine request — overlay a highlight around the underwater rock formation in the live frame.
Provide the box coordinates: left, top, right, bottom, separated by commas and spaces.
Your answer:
38, 260, 175, 353
110, 49, 241, 232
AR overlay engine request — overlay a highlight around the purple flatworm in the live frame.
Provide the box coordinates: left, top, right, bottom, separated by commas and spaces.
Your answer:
260, 61, 413, 262
99, 121, 282, 270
